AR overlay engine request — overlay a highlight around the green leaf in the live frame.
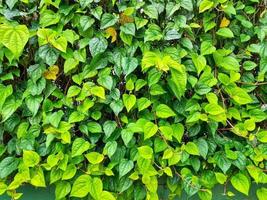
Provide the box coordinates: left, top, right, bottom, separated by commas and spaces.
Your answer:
215, 172, 227, 184
68, 111, 85, 123
55, 181, 71, 199
204, 103, 225, 115
80, 16, 95, 31
119, 159, 134, 178
199, 0, 214, 13
156, 104, 176, 118
123, 94, 136, 112
216, 28, 234, 38
227, 87, 253, 105
85, 152, 104, 164
138, 146, 153, 159
100, 191, 116, 200
144, 24, 162, 42
89, 37, 108, 57
71, 138, 90, 157
0, 157, 19, 179
184, 142, 199, 155
137, 97, 151, 111
120, 23, 135, 36
64, 58, 79, 74
198, 189, 212, 200
90, 86, 106, 99
192, 53, 206, 75
39, 10, 60, 27
30, 166, 46, 187
100, 13, 118, 29
122, 57, 138, 77
172, 123, 184, 143
256, 130, 267, 143
0, 24, 29, 58
257, 188, 267, 200
201, 41, 216, 55
23, 150, 40, 167
70, 175, 91, 197
103, 121, 117, 138
168, 63, 187, 99
88, 177, 103, 199
144, 121, 158, 140
62, 164, 77, 180
230, 173, 250, 195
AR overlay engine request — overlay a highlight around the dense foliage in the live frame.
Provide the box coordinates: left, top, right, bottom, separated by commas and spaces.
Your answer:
0, 0, 267, 199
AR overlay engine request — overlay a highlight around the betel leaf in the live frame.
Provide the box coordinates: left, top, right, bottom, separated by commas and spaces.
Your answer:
89, 37, 108, 57
230, 173, 250, 195
144, 24, 162, 42
0, 0, 265, 199
0, 24, 29, 58
257, 188, 267, 200
138, 146, 153, 159
71, 138, 90, 157
23, 150, 40, 167
156, 104, 176, 118
0, 157, 19, 179
144, 121, 158, 140
85, 152, 104, 164
100, 13, 118, 29
119, 160, 134, 178
216, 28, 234, 38
184, 142, 200, 155
55, 181, 71, 199
123, 94, 136, 112
70, 175, 91, 197
88, 177, 103, 199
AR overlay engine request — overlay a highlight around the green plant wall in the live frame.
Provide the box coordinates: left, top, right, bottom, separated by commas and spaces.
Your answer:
0, 0, 267, 200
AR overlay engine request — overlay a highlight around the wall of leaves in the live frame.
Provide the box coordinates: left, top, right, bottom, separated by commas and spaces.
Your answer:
0, 0, 267, 200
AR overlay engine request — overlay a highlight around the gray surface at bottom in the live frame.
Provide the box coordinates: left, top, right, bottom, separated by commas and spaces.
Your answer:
0, 184, 259, 200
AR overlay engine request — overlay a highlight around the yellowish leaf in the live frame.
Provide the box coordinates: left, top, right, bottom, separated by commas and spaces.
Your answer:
119, 13, 134, 25
105, 27, 117, 43
220, 17, 230, 28
43, 65, 59, 80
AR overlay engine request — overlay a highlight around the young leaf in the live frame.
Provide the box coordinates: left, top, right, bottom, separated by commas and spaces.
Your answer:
230, 173, 250, 195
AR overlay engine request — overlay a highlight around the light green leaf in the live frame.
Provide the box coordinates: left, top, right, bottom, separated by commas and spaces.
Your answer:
257, 188, 267, 200
184, 142, 199, 155
192, 53, 206, 75
23, 150, 40, 167
64, 58, 79, 74
216, 28, 234, 38
55, 181, 71, 199
85, 152, 104, 164
156, 104, 176, 118
90, 86, 106, 99
137, 97, 151, 111
256, 130, 267, 143
199, 0, 214, 13
71, 138, 90, 157
144, 121, 158, 140
230, 173, 250, 195
89, 177, 102, 199
30, 167, 46, 187
70, 175, 91, 197
123, 94, 136, 112
0, 24, 29, 58
138, 145, 153, 159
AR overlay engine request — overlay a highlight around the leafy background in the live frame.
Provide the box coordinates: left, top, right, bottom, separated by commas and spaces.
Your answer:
0, 0, 267, 200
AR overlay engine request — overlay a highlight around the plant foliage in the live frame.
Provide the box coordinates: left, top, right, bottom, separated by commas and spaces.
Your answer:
0, 0, 267, 199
